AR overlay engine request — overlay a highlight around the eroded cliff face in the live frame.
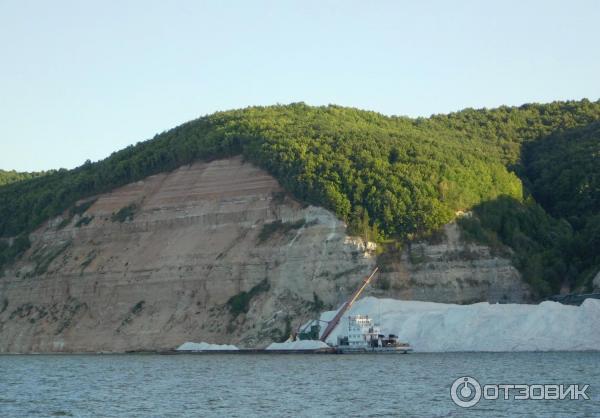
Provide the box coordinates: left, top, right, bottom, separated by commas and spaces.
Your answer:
374, 222, 531, 304
0, 157, 530, 353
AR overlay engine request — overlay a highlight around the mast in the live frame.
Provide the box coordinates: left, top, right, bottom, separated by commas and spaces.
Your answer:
319, 266, 379, 342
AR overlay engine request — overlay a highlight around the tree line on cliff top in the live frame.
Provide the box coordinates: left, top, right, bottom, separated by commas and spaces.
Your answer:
0, 100, 599, 295
0, 170, 44, 186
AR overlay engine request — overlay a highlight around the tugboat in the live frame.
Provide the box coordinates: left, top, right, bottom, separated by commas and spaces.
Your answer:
335, 315, 412, 354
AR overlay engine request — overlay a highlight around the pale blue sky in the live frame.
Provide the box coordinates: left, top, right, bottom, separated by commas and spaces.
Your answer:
1, 0, 599, 171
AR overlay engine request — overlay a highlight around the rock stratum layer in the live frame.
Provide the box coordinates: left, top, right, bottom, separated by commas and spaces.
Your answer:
0, 158, 530, 353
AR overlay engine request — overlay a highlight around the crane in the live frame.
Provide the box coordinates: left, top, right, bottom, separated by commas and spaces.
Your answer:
319, 266, 379, 342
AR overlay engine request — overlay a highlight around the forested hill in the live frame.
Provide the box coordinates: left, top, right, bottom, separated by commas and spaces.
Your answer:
1, 99, 599, 295
0, 170, 43, 186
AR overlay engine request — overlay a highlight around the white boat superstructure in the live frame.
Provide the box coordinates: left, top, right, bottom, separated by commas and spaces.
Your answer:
336, 315, 412, 353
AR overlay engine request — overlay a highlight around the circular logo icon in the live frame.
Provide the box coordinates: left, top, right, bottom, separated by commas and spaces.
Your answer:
451, 376, 482, 408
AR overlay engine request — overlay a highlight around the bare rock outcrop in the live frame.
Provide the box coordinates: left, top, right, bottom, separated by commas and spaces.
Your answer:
373, 223, 531, 304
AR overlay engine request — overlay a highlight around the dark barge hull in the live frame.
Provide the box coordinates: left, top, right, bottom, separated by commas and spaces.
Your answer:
160, 347, 412, 355
160, 348, 337, 355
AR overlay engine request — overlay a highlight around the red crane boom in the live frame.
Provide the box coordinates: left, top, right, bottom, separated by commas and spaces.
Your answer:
319, 266, 379, 342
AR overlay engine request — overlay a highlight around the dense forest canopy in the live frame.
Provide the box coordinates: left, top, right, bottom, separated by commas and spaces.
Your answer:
0, 99, 599, 295
0, 170, 44, 186
524, 122, 600, 226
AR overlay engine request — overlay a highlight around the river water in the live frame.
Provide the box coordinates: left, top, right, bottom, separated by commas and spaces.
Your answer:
1, 352, 598, 417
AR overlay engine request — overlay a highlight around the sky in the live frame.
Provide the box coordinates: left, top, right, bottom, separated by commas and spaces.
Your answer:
1, 0, 599, 172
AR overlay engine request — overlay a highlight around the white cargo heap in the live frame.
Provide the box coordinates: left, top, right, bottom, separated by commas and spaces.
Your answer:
176, 342, 239, 351
266, 340, 330, 350
318, 297, 600, 352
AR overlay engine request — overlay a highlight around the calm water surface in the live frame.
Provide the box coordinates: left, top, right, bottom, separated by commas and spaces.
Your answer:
1, 352, 598, 417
